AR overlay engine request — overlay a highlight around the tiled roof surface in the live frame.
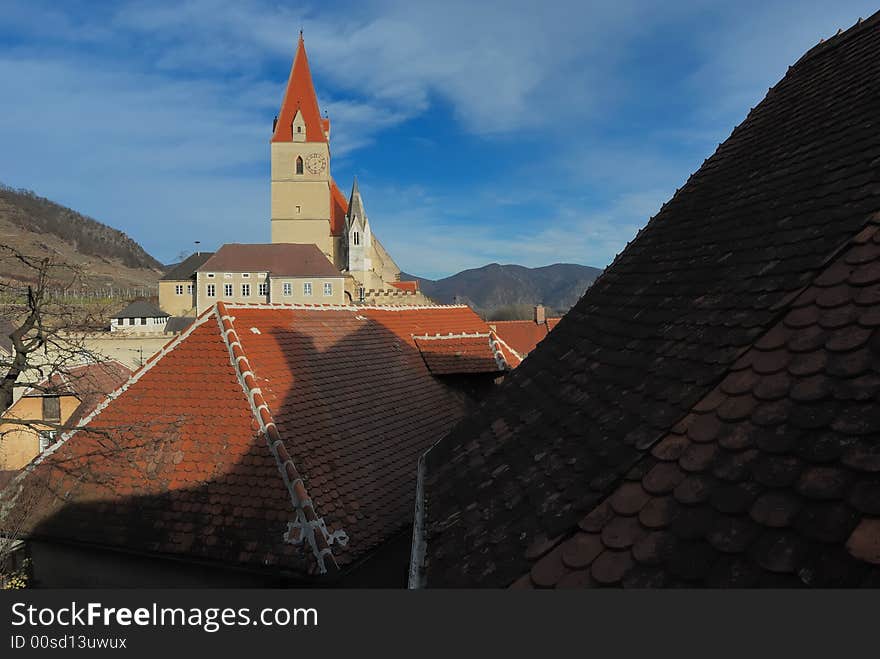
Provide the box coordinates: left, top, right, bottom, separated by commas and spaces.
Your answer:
112, 300, 168, 319
414, 334, 504, 375
198, 243, 340, 278
330, 180, 348, 237
2, 303, 491, 578
417, 13, 880, 587
271, 34, 326, 144
26, 361, 133, 427
161, 252, 214, 281
514, 221, 880, 588
490, 319, 560, 358
391, 281, 420, 293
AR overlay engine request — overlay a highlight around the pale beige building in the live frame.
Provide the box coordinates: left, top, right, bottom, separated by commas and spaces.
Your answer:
0, 361, 130, 470
158, 252, 214, 316
194, 243, 345, 314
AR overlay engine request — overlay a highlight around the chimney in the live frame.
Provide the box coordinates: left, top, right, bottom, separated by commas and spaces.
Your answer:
534, 304, 545, 324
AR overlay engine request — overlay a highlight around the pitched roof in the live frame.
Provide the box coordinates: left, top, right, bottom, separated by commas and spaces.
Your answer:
414, 333, 508, 375
24, 361, 132, 427
197, 243, 341, 278
161, 252, 215, 281
2, 302, 495, 579
0, 317, 13, 356
489, 318, 560, 360
113, 300, 169, 319
330, 180, 348, 237
415, 12, 880, 588
272, 34, 326, 144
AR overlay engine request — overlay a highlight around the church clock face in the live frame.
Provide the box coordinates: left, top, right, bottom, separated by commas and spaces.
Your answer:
305, 152, 327, 174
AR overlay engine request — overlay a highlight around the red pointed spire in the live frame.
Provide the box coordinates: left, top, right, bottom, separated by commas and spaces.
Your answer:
272, 32, 327, 143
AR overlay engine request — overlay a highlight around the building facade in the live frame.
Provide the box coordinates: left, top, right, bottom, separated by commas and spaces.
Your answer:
194, 243, 345, 314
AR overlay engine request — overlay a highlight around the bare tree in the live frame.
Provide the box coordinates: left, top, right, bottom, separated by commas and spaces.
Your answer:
0, 245, 111, 412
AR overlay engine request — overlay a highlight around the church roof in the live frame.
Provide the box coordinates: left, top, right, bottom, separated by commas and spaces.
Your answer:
1, 303, 497, 580
330, 180, 348, 236
272, 34, 327, 144
348, 177, 366, 221
414, 11, 880, 588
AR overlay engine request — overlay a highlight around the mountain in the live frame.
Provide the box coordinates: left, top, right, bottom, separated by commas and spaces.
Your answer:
403, 263, 603, 318
0, 183, 163, 291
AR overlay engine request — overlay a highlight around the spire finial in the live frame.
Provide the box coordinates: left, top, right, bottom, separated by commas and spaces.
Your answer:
299, 28, 304, 42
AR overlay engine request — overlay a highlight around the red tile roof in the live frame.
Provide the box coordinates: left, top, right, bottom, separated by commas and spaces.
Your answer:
198, 243, 340, 277
330, 179, 348, 237
391, 281, 420, 293
416, 11, 880, 588
272, 34, 326, 144
2, 302, 494, 579
25, 361, 132, 427
414, 334, 507, 375
489, 318, 560, 359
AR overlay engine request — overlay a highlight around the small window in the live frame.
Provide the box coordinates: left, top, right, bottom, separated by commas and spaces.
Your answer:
187, 283, 194, 294
175, 284, 184, 295
129, 318, 135, 326
353, 231, 360, 246
38, 430, 56, 452
296, 126, 302, 133
282, 282, 292, 296
224, 273, 233, 279
207, 284, 216, 297
358, 286, 366, 302
296, 205, 302, 214
296, 156, 304, 175
258, 283, 268, 296
42, 396, 61, 422
323, 282, 333, 297
206, 273, 215, 279
241, 283, 250, 297
241, 273, 250, 278
224, 284, 233, 297
303, 282, 312, 296
140, 317, 147, 325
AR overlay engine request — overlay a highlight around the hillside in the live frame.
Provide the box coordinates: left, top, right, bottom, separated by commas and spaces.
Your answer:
0, 184, 163, 291
403, 263, 603, 317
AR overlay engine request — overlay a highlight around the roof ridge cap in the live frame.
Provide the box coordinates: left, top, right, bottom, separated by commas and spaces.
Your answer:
213, 301, 348, 576
488, 330, 523, 365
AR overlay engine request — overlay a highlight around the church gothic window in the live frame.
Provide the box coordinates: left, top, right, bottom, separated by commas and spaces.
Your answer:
296, 156, 304, 175
353, 231, 360, 246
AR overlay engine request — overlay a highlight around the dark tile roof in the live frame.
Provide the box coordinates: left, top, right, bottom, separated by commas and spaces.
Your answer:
2, 303, 495, 580
161, 252, 214, 281
198, 243, 340, 278
164, 316, 196, 334
0, 318, 14, 355
415, 12, 880, 588
112, 300, 169, 319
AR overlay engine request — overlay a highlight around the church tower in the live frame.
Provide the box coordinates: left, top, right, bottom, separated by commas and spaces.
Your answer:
270, 33, 345, 264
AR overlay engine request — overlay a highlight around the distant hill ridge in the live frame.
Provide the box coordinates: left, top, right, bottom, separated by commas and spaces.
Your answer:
0, 183, 162, 271
403, 262, 603, 317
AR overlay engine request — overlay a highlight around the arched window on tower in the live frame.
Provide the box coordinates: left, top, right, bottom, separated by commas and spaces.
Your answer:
296, 156, 304, 175
353, 231, 360, 246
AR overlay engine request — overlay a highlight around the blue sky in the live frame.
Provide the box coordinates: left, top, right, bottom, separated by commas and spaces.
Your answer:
0, 0, 877, 278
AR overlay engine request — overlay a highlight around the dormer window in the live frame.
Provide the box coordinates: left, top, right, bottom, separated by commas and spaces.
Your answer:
296, 126, 302, 134
296, 156, 304, 175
